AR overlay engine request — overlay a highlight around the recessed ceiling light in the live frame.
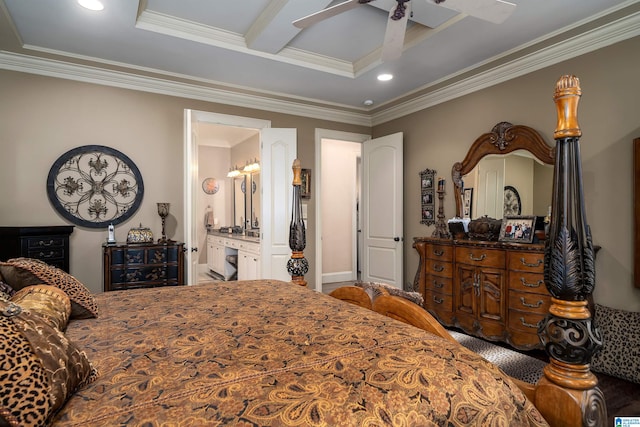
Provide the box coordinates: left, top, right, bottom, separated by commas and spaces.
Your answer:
78, 0, 104, 11
377, 73, 393, 82
363, 99, 374, 106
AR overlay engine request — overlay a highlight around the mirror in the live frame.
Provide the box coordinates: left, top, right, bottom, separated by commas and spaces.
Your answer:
452, 122, 555, 219
232, 173, 260, 229
250, 172, 260, 228
234, 177, 245, 227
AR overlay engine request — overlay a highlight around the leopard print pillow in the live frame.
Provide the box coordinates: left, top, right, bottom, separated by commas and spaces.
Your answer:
0, 258, 98, 319
591, 303, 640, 384
0, 299, 95, 427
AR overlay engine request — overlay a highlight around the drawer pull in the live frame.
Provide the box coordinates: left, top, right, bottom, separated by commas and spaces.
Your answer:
38, 251, 56, 258
520, 317, 541, 329
433, 296, 443, 304
433, 280, 444, 289
520, 278, 543, 288
433, 249, 444, 256
38, 239, 55, 247
520, 257, 543, 268
433, 264, 444, 272
520, 297, 543, 308
469, 253, 486, 262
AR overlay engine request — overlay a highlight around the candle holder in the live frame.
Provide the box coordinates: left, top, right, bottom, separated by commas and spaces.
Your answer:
157, 202, 170, 243
432, 187, 451, 239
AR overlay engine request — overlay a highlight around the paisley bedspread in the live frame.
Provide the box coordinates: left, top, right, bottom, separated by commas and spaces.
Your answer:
53, 280, 548, 426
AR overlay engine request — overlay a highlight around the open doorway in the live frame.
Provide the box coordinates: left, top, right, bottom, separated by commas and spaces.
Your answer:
314, 129, 370, 293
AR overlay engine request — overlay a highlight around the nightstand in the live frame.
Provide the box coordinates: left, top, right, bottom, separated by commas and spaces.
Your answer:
0, 226, 74, 272
103, 241, 185, 291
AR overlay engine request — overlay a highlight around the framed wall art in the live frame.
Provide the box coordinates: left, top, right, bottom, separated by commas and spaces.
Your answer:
47, 145, 144, 228
420, 168, 436, 226
463, 187, 473, 219
498, 215, 536, 243
301, 169, 311, 199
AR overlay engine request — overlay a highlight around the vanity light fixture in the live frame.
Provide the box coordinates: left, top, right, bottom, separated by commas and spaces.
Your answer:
78, 0, 104, 11
377, 73, 393, 82
243, 158, 260, 173
227, 166, 241, 178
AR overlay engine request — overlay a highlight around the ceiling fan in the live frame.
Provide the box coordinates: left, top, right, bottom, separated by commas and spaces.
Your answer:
293, 0, 516, 62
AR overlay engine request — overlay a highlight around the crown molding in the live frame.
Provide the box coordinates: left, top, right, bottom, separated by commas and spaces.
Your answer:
0, 5, 638, 129
0, 50, 372, 127
371, 6, 640, 126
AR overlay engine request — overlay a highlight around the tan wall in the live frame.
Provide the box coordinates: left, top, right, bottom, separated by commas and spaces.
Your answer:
1, 35, 639, 310
0, 70, 368, 294
373, 35, 640, 311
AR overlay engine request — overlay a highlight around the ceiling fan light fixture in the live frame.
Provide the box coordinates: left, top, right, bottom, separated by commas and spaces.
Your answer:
78, 0, 104, 11
377, 73, 393, 82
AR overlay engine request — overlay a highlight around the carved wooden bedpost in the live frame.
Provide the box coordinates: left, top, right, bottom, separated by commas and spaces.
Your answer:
287, 159, 308, 286
535, 75, 606, 426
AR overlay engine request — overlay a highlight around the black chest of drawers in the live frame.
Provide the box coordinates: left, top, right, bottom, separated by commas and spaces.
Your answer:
103, 242, 185, 291
0, 226, 74, 272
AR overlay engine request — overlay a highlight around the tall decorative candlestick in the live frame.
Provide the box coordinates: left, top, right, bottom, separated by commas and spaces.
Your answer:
432, 179, 450, 239
157, 202, 170, 243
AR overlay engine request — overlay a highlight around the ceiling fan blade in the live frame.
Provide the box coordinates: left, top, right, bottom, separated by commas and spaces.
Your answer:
427, 0, 516, 24
293, 0, 363, 29
381, 1, 411, 62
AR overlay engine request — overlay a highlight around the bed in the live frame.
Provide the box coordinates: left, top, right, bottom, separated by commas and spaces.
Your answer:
0, 75, 605, 426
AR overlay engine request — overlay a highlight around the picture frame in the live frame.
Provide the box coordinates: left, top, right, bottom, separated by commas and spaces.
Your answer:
301, 169, 311, 199
420, 168, 436, 226
498, 215, 536, 243
462, 187, 473, 219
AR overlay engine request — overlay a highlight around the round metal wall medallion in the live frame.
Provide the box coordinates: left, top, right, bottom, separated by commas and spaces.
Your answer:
503, 185, 522, 216
47, 145, 144, 228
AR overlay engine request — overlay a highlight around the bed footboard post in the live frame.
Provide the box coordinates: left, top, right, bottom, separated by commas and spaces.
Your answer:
287, 159, 309, 286
535, 75, 606, 427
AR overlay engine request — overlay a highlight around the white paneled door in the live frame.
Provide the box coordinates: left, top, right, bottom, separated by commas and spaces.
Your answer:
362, 132, 404, 288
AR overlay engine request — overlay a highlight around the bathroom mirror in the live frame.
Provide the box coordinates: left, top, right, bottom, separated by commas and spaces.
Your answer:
250, 172, 260, 228
234, 176, 245, 227
452, 122, 555, 219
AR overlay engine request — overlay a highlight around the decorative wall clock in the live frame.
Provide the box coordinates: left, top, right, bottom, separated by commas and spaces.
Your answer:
503, 185, 521, 216
47, 145, 144, 228
202, 177, 219, 195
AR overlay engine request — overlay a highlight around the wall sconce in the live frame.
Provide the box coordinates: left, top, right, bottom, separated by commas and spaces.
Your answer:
243, 158, 260, 173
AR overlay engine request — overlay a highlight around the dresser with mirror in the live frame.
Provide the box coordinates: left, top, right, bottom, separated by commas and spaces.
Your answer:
414, 122, 555, 350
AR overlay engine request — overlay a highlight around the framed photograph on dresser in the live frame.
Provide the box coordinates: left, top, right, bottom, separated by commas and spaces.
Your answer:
498, 215, 536, 243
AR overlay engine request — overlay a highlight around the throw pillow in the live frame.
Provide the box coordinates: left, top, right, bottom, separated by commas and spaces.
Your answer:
0, 258, 98, 319
11, 285, 72, 331
591, 303, 640, 384
0, 299, 96, 427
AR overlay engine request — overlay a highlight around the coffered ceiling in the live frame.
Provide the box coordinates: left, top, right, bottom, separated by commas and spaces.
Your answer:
1, 0, 639, 125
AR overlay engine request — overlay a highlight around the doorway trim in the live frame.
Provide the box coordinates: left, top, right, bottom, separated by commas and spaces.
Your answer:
314, 128, 371, 292
184, 110, 271, 285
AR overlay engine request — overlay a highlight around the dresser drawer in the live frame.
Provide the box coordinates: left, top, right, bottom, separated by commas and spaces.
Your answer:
26, 247, 65, 262
426, 244, 453, 260
508, 310, 545, 333
509, 272, 546, 294
508, 251, 544, 272
427, 275, 452, 294
427, 259, 453, 277
424, 290, 453, 312
508, 292, 551, 314
25, 236, 66, 249
455, 247, 505, 268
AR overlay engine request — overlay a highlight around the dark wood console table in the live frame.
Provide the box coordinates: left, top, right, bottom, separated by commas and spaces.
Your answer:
0, 226, 74, 272
103, 242, 185, 291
